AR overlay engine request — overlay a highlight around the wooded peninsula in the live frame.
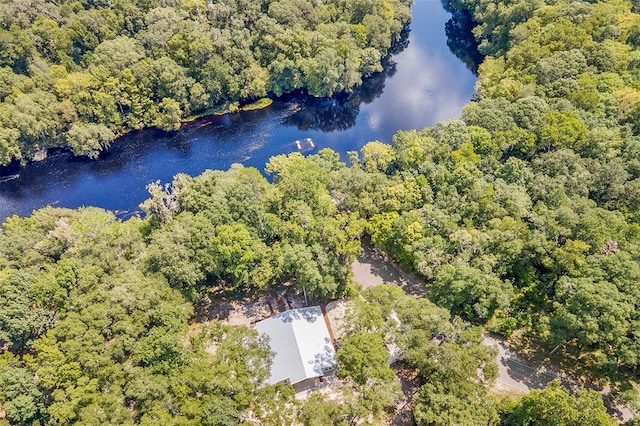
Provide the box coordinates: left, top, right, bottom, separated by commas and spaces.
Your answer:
2, 0, 640, 424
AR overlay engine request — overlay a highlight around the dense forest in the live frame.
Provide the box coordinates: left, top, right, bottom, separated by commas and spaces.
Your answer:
3, 0, 640, 424
0, 151, 620, 425
0, 0, 411, 164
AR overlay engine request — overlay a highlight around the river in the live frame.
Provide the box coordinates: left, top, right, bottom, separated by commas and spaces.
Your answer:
0, 0, 477, 222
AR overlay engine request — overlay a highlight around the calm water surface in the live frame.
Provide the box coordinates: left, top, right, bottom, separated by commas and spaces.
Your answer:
0, 0, 477, 222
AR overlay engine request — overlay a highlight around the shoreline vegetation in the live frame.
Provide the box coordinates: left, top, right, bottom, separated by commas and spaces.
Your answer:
0, 0, 413, 165
2, 0, 640, 424
180, 97, 274, 124
16, 96, 275, 165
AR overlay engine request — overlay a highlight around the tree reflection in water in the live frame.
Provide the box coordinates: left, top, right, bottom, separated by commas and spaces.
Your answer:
444, 9, 484, 75
282, 28, 406, 133
282, 9, 483, 134
282, 65, 396, 133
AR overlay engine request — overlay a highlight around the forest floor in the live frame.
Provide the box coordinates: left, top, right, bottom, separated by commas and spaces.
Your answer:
196, 283, 307, 326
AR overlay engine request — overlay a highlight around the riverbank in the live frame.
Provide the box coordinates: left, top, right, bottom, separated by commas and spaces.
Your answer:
0, 1, 477, 223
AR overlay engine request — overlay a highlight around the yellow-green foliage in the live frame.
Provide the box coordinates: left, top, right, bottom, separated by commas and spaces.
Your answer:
241, 98, 273, 112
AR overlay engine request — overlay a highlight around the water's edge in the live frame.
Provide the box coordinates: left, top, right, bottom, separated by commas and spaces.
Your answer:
0, 1, 479, 222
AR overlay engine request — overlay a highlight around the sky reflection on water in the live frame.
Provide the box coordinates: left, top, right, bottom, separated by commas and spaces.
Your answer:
0, 0, 477, 222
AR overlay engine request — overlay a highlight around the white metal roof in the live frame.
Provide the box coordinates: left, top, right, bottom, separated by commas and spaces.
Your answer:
254, 306, 336, 385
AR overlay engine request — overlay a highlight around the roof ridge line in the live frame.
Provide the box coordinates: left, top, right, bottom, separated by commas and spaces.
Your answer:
288, 308, 311, 384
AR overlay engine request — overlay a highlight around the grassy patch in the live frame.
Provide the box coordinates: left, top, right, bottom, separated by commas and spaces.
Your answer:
241, 98, 273, 111
183, 98, 273, 123
182, 105, 230, 123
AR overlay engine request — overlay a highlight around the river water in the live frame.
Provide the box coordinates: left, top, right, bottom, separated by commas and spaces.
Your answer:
0, 0, 477, 222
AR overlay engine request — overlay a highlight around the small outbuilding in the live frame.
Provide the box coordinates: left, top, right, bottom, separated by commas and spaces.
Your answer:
254, 306, 336, 386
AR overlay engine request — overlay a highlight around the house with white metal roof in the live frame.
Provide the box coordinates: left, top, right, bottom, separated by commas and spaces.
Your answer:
254, 306, 336, 386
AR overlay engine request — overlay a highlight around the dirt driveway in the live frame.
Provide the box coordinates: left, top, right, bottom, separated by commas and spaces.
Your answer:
352, 237, 427, 297
351, 240, 635, 424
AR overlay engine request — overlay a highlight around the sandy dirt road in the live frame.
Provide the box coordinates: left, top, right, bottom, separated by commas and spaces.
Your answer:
352, 240, 635, 424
